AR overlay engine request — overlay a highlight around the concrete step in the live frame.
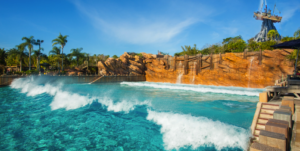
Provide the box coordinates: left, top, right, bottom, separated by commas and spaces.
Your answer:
261, 103, 280, 110
260, 108, 275, 114
253, 135, 259, 141
256, 123, 266, 130
254, 129, 261, 135
259, 113, 273, 119
257, 118, 269, 124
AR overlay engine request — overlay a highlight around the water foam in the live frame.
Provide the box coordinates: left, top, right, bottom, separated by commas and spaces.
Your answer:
121, 82, 262, 96
147, 110, 250, 150
10, 77, 149, 113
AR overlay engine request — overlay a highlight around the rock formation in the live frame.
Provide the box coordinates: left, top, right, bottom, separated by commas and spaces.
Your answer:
98, 49, 294, 88
254, 19, 281, 42
98, 52, 145, 76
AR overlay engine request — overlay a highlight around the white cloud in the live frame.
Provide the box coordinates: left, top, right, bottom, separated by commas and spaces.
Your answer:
279, 1, 300, 23
281, 7, 300, 23
73, 1, 208, 44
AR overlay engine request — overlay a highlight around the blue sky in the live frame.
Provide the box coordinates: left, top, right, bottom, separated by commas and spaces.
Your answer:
0, 0, 299, 56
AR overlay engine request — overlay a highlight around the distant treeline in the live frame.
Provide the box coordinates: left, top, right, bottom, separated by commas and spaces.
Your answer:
174, 29, 300, 56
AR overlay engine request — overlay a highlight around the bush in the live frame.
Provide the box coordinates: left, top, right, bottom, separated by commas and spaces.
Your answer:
258, 41, 277, 50
25, 70, 39, 75
14, 71, 25, 75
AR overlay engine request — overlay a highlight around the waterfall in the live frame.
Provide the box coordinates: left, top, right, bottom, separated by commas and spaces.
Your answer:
177, 61, 183, 84
248, 58, 254, 88
192, 62, 196, 84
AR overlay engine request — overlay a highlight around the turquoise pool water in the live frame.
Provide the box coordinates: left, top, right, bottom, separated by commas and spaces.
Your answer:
0, 76, 264, 150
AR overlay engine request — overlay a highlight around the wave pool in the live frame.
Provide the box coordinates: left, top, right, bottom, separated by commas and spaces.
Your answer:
0, 76, 264, 150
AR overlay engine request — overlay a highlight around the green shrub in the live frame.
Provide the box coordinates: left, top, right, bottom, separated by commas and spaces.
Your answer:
25, 70, 39, 75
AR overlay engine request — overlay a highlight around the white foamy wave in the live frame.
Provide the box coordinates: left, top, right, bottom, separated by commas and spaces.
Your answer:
222, 102, 251, 109
10, 77, 149, 113
10, 77, 61, 96
121, 82, 262, 96
147, 110, 250, 150
98, 97, 151, 113
50, 91, 95, 110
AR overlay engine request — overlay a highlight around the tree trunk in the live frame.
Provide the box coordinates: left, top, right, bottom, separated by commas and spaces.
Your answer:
20, 58, 22, 72
37, 56, 40, 72
61, 46, 64, 72
29, 49, 31, 70
77, 57, 79, 67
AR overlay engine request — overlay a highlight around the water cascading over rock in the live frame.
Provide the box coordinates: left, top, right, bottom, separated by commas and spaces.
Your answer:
254, 19, 281, 42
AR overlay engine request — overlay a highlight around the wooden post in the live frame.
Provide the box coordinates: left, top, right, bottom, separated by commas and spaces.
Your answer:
210, 53, 213, 70
219, 53, 222, 64
244, 49, 247, 59
198, 54, 202, 74
165, 56, 169, 70
259, 49, 262, 65
174, 56, 177, 71
184, 54, 188, 75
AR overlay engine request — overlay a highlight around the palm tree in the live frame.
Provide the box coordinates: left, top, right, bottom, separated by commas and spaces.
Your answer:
32, 48, 44, 69
181, 44, 199, 55
267, 29, 279, 41
294, 29, 300, 40
52, 33, 68, 71
21, 36, 34, 70
49, 46, 61, 71
8, 45, 28, 72
69, 48, 84, 67
0, 48, 7, 66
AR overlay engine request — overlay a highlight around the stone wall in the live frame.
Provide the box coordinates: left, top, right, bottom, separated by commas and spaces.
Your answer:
98, 49, 295, 88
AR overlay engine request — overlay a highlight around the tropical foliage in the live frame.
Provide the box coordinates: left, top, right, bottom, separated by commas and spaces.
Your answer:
52, 33, 68, 71
294, 29, 300, 40
2, 28, 300, 75
21, 36, 34, 70
267, 29, 280, 41
69, 48, 85, 67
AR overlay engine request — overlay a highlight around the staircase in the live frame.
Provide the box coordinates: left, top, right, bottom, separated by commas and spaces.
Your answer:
252, 103, 280, 141
89, 76, 103, 84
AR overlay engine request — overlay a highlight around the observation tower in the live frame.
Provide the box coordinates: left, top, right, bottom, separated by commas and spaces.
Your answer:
253, 1, 282, 42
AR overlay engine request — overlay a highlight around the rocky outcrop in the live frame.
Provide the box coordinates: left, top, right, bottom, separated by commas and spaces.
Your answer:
254, 19, 281, 42
98, 49, 294, 88
98, 52, 145, 76
143, 49, 294, 88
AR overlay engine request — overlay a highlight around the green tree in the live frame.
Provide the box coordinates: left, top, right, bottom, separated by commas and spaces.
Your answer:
21, 36, 34, 70
0, 48, 7, 66
112, 55, 118, 59
281, 36, 294, 42
247, 38, 259, 51
294, 28, 300, 40
32, 48, 44, 69
69, 48, 84, 67
222, 36, 244, 52
227, 39, 247, 52
267, 29, 280, 41
52, 33, 68, 71
258, 41, 277, 50
8, 45, 28, 72
49, 46, 61, 70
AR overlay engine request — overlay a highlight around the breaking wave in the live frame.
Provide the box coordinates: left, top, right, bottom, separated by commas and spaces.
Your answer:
121, 82, 263, 96
10, 77, 150, 112
147, 110, 250, 150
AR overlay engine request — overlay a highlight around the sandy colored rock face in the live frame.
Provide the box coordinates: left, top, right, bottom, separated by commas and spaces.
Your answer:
144, 49, 294, 88
97, 50, 294, 88
98, 52, 144, 76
